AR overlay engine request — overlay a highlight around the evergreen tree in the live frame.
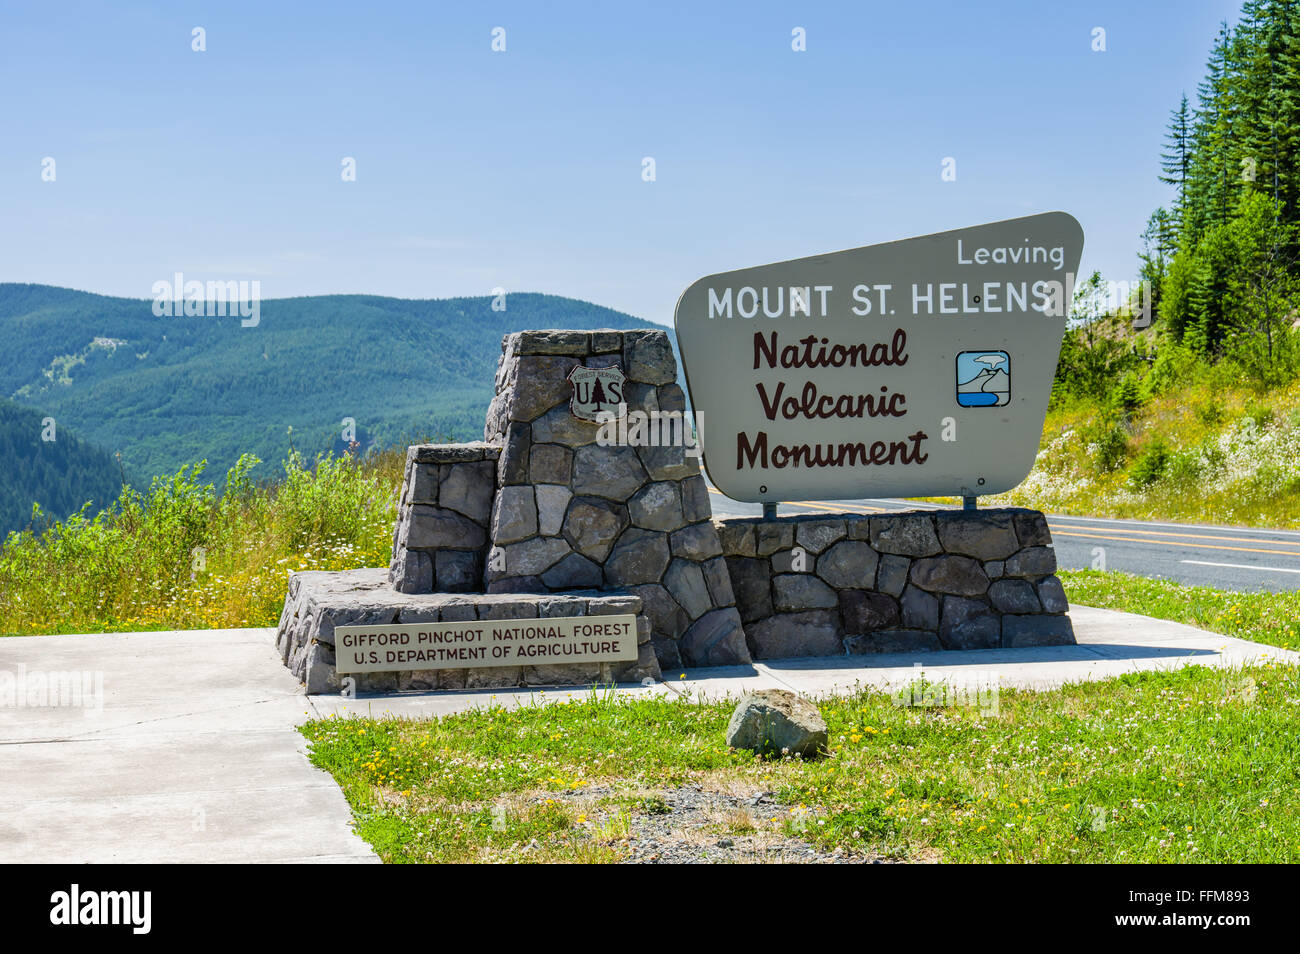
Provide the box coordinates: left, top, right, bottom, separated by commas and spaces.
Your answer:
1160, 94, 1193, 232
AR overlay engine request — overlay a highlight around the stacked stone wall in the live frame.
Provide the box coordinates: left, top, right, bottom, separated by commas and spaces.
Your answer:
718, 509, 1072, 658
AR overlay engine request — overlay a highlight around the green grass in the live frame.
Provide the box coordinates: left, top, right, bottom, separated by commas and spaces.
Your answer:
302, 661, 1300, 863
1059, 569, 1300, 652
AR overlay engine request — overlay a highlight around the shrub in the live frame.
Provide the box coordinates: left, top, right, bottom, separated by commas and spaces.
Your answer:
1092, 422, 1130, 473
1243, 403, 1274, 429
1128, 439, 1172, 489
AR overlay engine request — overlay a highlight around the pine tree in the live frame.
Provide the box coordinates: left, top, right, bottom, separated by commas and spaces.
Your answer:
1160, 94, 1192, 231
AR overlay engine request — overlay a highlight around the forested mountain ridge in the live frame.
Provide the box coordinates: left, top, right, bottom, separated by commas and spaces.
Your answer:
0, 284, 664, 493
0, 397, 123, 537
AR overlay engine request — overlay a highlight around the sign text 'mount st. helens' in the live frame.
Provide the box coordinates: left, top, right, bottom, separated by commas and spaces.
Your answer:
672, 212, 1084, 502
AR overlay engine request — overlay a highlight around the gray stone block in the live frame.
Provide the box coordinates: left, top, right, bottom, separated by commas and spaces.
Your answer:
747, 610, 842, 659
535, 484, 572, 537
516, 330, 589, 355
1004, 546, 1058, 577
702, 556, 735, 606
607, 637, 663, 683
910, 555, 990, 596
622, 381, 659, 415
509, 355, 581, 421
717, 520, 756, 557
796, 519, 847, 554
499, 422, 532, 485
390, 548, 433, 594
1013, 511, 1053, 548
572, 443, 648, 500
590, 330, 623, 354
629, 480, 685, 531
725, 556, 772, 624
479, 598, 541, 620
772, 547, 813, 574
651, 637, 683, 671
935, 511, 1021, 560
816, 540, 879, 589
628, 583, 689, 640
407, 463, 439, 505
435, 550, 481, 592
839, 590, 900, 634
464, 667, 524, 689
562, 496, 628, 562
486, 575, 545, 594
900, 585, 939, 631
846, 516, 874, 540
869, 514, 941, 557
773, 573, 838, 611
664, 558, 711, 620
497, 536, 571, 576
523, 662, 602, 687
491, 485, 538, 545
678, 607, 750, 665
1003, 613, 1075, 647
439, 457, 493, 522
657, 383, 688, 413
988, 578, 1041, 614
411, 442, 499, 464
438, 599, 480, 622
844, 630, 943, 654
541, 553, 604, 589
755, 522, 795, 557
604, 528, 671, 585
680, 476, 712, 523
408, 506, 488, 551
938, 596, 1000, 650
586, 594, 643, 616
876, 554, 910, 596
529, 443, 573, 485
623, 330, 677, 385
311, 603, 399, 647
717, 520, 757, 557
670, 521, 723, 561
638, 444, 699, 481
530, 403, 600, 446
1037, 575, 1069, 614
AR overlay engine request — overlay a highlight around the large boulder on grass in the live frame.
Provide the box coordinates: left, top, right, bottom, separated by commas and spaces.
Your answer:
725, 689, 827, 758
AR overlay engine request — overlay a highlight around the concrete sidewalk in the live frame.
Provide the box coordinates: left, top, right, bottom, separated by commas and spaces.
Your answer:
1, 605, 1294, 863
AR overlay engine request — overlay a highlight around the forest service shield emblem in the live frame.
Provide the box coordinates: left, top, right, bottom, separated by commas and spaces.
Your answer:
568, 366, 626, 422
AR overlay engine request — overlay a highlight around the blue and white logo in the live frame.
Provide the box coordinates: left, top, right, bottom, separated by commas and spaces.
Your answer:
956, 350, 1010, 407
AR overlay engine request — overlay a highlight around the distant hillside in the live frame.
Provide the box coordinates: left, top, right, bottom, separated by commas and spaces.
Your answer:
0, 397, 123, 538
0, 284, 666, 485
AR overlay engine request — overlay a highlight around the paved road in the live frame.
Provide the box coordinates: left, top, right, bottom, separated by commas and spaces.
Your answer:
705, 489, 1300, 594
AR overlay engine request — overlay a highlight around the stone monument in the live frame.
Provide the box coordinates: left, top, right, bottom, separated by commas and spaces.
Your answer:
276, 329, 1074, 695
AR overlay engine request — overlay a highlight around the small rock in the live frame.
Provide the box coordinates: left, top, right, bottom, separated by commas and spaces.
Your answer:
725, 689, 828, 758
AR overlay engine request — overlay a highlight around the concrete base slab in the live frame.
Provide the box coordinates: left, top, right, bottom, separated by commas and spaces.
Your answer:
669, 604, 1298, 699
1, 603, 1294, 863
0, 629, 377, 864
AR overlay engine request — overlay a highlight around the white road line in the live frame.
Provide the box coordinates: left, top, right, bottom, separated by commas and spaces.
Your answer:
1181, 560, 1300, 574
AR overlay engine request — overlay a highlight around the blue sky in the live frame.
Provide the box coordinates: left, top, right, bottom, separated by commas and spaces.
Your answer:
1, 0, 1243, 325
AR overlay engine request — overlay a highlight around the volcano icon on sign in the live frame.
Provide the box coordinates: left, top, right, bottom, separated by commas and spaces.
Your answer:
956, 351, 1011, 407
